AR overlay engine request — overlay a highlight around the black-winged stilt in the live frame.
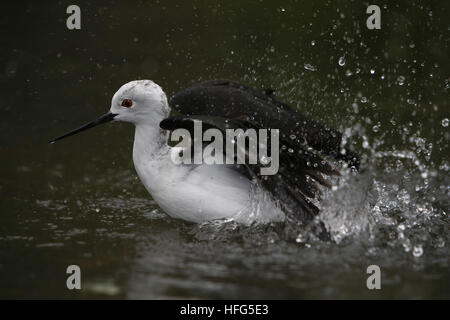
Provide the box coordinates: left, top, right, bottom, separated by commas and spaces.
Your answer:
50, 80, 359, 237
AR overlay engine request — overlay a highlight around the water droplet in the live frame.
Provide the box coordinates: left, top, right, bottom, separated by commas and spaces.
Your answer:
338, 56, 346, 66
412, 245, 423, 257
311, 40, 316, 46
372, 125, 380, 132
370, 69, 375, 74
403, 242, 411, 252
397, 76, 406, 86
304, 63, 317, 71
442, 118, 449, 127
361, 97, 367, 103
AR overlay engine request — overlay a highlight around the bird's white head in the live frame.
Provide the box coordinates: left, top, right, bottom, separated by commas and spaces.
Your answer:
49, 80, 170, 144
110, 80, 170, 125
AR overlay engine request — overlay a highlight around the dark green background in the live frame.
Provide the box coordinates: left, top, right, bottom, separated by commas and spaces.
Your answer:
0, 0, 448, 299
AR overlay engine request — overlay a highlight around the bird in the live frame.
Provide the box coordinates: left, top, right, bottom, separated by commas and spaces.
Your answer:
50, 79, 359, 238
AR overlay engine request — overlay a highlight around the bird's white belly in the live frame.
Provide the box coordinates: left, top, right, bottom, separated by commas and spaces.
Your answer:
135, 158, 252, 223
160, 177, 250, 223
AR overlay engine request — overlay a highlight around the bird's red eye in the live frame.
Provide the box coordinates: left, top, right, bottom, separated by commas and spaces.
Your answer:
121, 99, 133, 108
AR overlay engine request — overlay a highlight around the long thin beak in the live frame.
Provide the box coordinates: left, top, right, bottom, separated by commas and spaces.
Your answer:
49, 112, 117, 144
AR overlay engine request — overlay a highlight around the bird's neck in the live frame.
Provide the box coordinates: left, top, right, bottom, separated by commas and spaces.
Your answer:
133, 122, 169, 163
132, 122, 175, 200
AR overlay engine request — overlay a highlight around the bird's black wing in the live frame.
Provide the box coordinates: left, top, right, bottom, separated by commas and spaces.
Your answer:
169, 79, 359, 169
160, 114, 339, 229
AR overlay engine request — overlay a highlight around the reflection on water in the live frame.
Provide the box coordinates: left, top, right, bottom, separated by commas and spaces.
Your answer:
0, 1, 449, 298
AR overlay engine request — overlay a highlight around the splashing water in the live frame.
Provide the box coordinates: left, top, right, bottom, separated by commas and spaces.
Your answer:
232, 180, 286, 225
316, 117, 449, 256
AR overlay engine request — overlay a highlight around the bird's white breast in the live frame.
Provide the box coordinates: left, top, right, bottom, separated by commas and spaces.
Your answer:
133, 146, 253, 223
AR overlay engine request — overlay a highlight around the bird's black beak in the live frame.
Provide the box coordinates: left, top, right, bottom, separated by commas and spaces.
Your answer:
49, 112, 117, 144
